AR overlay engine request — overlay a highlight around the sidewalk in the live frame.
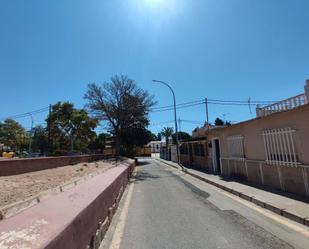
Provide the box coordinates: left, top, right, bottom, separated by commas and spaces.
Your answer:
155, 158, 309, 227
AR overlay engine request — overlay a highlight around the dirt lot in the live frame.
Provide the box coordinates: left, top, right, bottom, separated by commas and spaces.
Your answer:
0, 160, 116, 208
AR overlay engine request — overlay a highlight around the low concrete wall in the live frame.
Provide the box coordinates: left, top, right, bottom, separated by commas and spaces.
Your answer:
221, 158, 309, 198
0, 158, 135, 249
0, 154, 106, 176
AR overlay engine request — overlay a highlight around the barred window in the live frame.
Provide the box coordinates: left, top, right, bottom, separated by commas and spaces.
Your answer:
180, 143, 188, 155
193, 143, 205, 157
226, 135, 245, 158
262, 128, 298, 166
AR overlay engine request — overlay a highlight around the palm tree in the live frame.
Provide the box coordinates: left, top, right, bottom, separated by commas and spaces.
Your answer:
160, 127, 174, 159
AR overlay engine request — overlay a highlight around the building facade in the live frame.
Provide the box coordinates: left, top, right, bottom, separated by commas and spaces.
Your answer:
179, 80, 309, 198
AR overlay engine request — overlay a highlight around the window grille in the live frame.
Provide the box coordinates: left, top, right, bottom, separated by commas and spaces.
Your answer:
180, 143, 188, 155
193, 143, 205, 157
226, 135, 245, 158
262, 128, 298, 166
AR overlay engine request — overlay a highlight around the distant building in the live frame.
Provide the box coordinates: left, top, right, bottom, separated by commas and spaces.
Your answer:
147, 141, 164, 153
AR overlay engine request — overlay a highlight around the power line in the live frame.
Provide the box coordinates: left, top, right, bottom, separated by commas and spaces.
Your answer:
0, 106, 49, 121
207, 98, 276, 104
150, 98, 277, 113
150, 102, 205, 113
0, 97, 277, 121
151, 99, 204, 110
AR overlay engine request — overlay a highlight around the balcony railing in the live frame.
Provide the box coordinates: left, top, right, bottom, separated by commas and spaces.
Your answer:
256, 93, 308, 117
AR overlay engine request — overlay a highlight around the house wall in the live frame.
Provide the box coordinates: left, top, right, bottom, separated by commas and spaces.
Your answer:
180, 103, 309, 198
179, 142, 210, 171
207, 104, 309, 164
207, 104, 309, 198
170, 145, 177, 163
220, 158, 309, 197
148, 141, 163, 153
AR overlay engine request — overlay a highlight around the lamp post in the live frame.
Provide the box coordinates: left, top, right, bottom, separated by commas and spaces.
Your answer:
152, 80, 182, 168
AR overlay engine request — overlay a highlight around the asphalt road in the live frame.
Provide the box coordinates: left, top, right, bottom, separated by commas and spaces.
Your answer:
102, 159, 309, 249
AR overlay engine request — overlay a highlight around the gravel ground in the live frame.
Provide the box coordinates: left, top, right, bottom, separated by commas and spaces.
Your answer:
0, 160, 116, 208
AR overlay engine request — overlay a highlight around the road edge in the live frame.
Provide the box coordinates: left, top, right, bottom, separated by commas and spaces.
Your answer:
155, 158, 309, 227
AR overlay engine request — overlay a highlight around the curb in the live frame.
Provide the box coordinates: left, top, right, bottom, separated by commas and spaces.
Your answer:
156, 158, 309, 228
0, 165, 114, 220
155, 158, 181, 170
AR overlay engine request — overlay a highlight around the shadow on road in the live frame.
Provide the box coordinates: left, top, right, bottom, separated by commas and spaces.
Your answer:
136, 160, 151, 166
132, 167, 186, 184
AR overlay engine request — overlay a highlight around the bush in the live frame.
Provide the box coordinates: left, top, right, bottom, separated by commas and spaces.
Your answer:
53, 150, 69, 156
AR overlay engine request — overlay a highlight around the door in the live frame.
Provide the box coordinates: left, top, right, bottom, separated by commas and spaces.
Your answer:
212, 139, 221, 173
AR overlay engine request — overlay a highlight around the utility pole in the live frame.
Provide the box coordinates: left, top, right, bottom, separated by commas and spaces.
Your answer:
48, 104, 52, 154
28, 113, 34, 153
205, 97, 209, 130
178, 118, 182, 142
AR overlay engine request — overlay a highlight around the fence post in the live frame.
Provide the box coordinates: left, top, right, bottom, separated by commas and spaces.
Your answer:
305, 80, 309, 103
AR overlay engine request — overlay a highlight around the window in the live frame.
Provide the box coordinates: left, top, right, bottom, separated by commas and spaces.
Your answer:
180, 143, 188, 155
226, 135, 245, 159
262, 128, 298, 166
193, 143, 205, 157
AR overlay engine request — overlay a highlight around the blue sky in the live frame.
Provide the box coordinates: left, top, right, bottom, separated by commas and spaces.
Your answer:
0, 0, 308, 134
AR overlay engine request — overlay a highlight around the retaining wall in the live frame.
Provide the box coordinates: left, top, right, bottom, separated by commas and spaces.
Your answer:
0, 154, 106, 176
0, 158, 135, 249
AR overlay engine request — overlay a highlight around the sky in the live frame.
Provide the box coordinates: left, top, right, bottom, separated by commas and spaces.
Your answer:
0, 0, 308, 135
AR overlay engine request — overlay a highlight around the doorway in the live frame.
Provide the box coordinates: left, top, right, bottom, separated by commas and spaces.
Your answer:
212, 139, 221, 173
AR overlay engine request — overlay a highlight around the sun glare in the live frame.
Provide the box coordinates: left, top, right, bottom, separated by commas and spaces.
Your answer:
128, 0, 185, 27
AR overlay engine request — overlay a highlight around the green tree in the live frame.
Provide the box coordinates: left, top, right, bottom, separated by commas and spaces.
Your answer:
160, 127, 174, 148
84, 74, 156, 156
47, 102, 98, 153
31, 125, 49, 153
89, 132, 110, 152
214, 117, 231, 126
214, 118, 225, 126
120, 128, 156, 156
0, 119, 29, 151
157, 133, 162, 141
172, 131, 192, 143
160, 127, 173, 159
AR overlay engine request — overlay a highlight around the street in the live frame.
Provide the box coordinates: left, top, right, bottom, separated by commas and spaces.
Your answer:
101, 159, 309, 249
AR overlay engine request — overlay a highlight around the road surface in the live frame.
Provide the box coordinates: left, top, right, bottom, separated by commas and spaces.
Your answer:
102, 159, 309, 249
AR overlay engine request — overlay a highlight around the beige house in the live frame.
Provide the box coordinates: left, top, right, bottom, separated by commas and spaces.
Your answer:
180, 80, 309, 198
147, 141, 164, 153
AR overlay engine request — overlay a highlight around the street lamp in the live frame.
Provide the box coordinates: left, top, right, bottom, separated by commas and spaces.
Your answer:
152, 80, 182, 168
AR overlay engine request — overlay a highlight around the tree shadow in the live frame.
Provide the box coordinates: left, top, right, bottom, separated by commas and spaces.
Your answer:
131, 170, 187, 183
136, 160, 151, 166
131, 171, 160, 183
